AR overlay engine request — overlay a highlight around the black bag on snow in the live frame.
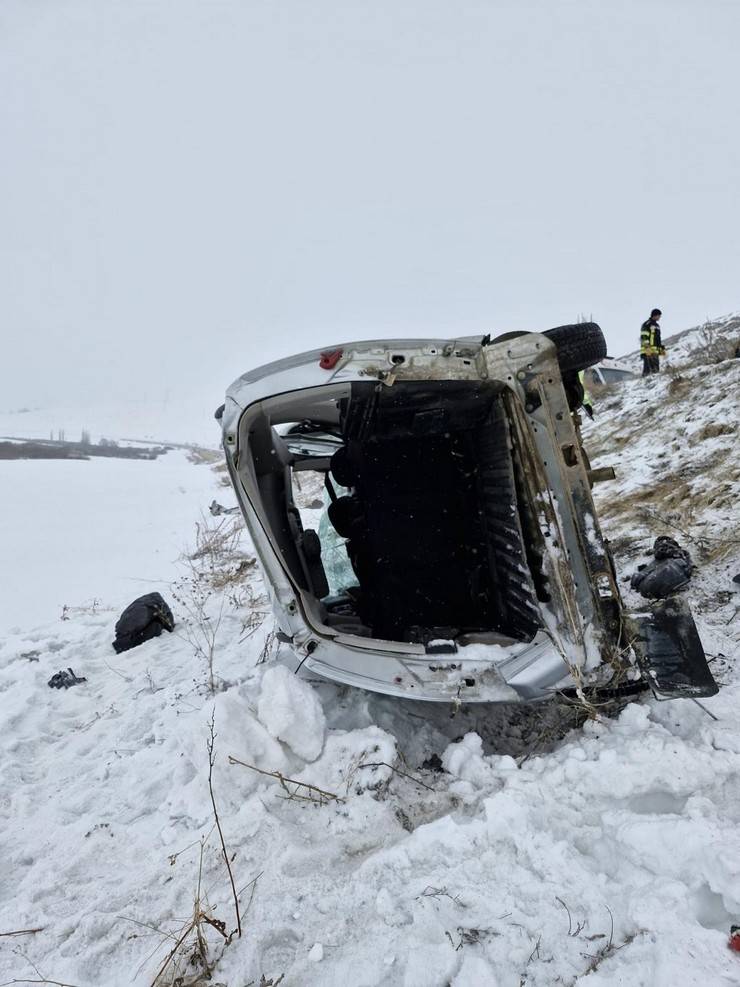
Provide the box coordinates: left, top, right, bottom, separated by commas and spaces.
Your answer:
631, 558, 693, 599
653, 535, 691, 563
631, 537, 693, 600
112, 592, 175, 654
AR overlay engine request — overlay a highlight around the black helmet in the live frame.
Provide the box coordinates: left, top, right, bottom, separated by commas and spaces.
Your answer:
651, 308, 662, 318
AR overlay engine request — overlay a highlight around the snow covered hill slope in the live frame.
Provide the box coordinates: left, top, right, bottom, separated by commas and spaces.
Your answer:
620, 310, 740, 370
1, 345, 739, 987
584, 335, 739, 688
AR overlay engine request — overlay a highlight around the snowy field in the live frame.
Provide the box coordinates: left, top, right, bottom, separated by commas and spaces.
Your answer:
0, 397, 221, 451
0, 451, 224, 630
1, 331, 739, 987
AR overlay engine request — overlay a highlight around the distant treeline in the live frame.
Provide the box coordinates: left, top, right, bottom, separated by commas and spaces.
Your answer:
0, 439, 171, 461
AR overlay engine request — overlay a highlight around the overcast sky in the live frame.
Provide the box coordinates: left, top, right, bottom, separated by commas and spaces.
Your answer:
1, 0, 739, 431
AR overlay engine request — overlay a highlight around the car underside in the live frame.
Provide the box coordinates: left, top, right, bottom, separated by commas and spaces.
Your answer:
218, 328, 717, 705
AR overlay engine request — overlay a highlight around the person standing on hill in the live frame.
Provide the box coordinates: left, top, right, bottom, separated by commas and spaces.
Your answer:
640, 308, 666, 375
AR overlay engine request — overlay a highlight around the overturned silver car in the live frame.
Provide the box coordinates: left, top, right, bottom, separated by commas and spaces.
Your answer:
218, 325, 717, 704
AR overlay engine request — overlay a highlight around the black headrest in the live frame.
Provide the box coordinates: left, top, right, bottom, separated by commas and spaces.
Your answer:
330, 446, 357, 487
328, 496, 364, 539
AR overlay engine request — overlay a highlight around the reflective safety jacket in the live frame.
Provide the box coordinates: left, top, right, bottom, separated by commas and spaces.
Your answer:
578, 370, 593, 407
640, 318, 664, 356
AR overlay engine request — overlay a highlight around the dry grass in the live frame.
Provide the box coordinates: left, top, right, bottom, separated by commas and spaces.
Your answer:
692, 323, 738, 366
599, 438, 736, 527
211, 558, 258, 591
149, 840, 229, 986
601, 477, 692, 521
174, 515, 267, 692
186, 447, 223, 466
137, 724, 260, 987
664, 317, 740, 372
665, 367, 692, 398
186, 515, 263, 595
171, 574, 225, 695
693, 421, 736, 442
188, 515, 243, 569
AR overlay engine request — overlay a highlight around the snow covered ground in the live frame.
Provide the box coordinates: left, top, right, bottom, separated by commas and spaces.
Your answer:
0, 451, 224, 630
1, 335, 739, 987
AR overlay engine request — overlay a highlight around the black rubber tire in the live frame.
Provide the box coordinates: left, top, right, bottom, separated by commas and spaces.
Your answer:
542, 322, 606, 373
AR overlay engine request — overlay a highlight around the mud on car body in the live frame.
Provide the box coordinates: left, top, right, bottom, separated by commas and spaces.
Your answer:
217, 325, 717, 705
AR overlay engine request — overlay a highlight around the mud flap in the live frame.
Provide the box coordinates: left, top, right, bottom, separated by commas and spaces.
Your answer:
629, 597, 718, 700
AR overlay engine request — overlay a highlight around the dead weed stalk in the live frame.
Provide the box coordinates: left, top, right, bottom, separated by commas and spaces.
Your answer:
228, 756, 340, 805
207, 714, 241, 939
188, 515, 244, 575
417, 886, 468, 908
0, 950, 83, 987
257, 628, 278, 664
145, 720, 249, 986
149, 838, 229, 987
175, 514, 267, 691
637, 505, 740, 563
544, 634, 601, 721
357, 760, 435, 792
171, 574, 225, 695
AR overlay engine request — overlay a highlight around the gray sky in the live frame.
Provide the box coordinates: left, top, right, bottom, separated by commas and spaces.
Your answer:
2, 0, 739, 430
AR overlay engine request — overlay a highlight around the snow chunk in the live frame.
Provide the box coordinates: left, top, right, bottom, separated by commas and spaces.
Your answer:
442, 732, 498, 788
228, 708, 292, 778
257, 665, 326, 762
308, 942, 324, 962
296, 725, 397, 796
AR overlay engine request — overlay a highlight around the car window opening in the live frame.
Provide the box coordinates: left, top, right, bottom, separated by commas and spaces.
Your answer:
244, 380, 550, 649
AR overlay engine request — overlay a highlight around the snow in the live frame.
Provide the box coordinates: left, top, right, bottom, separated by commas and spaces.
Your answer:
1, 333, 740, 986
308, 942, 324, 962
442, 731, 502, 789
294, 725, 397, 796
0, 396, 221, 450
0, 451, 223, 631
257, 665, 326, 762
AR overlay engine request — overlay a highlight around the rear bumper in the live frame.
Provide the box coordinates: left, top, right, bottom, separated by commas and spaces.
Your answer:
285, 631, 579, 703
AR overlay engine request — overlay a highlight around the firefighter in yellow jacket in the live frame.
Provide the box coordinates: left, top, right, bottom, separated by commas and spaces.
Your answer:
640, 308, 666, 375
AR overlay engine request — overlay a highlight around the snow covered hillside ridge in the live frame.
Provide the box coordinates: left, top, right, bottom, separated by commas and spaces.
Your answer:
1, 335, 739, 987
583, 339, 739, 628
662, 311, 740, 364
583, 336, 738, 690
620, 310, 740, 368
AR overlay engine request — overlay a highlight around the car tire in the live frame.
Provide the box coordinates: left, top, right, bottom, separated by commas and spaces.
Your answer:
543, 323, 606, 373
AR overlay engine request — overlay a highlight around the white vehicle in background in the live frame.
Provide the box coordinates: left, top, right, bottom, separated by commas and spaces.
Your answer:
584, 356, 637, 387
217, 325, 716, 707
